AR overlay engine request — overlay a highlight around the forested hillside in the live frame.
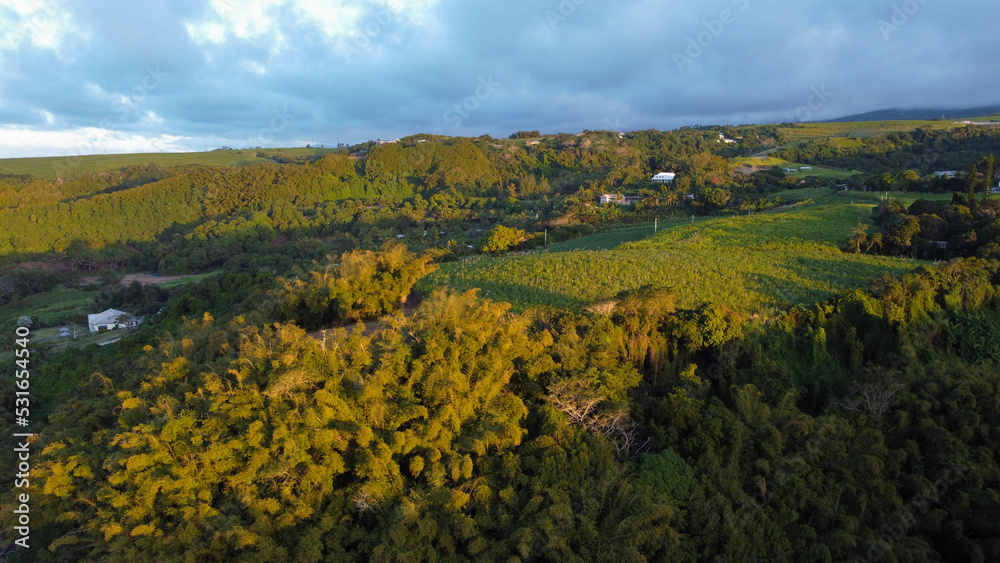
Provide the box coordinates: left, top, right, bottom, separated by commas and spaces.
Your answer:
2, 122, 1000, 561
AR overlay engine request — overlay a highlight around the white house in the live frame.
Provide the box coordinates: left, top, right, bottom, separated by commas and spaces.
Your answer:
87, 309, 140, 333
652, 172, 676, 184
933, 171, 958, 178
601, 193, 625, 204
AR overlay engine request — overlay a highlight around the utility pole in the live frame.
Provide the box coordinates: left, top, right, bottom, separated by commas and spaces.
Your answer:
654, 218, 658, 233
544, 229, 548, 247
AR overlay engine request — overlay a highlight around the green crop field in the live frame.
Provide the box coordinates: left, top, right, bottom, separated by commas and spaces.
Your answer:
779, 119, 971, 143
0, 147, 339, 179
0, 286, 98, 328
540, 224, 675, 253
420, 191, 930, 314
730, 156, 860, 179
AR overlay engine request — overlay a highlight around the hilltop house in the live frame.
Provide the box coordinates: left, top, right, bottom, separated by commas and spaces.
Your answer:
87, 309, 140, 333
652, 172, 676, 183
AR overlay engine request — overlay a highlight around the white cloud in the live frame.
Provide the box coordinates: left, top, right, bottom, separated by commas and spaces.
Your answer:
186, 0, 437, 44
185, 21, 227, 44
0, 0, 85, 53
0, 126, 194, 158
1, 0, 999, 159
241, 59, 267, 74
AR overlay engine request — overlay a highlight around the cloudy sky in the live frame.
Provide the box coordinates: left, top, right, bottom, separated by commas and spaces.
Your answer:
1, 0, 998, 158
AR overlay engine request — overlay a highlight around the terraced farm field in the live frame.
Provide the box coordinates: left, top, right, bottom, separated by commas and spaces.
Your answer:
420, 190, 941, 314
779, 119, 972, 142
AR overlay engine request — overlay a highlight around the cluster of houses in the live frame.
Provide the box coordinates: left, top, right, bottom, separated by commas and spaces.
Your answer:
599, 168, 1000, 206
601, 172, 676, 205
935, 170, 1000, 193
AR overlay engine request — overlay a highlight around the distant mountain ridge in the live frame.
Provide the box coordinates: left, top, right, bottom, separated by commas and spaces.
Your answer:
828, 105, 1000, 122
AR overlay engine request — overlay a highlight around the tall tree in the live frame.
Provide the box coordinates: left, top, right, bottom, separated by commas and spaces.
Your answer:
982, 154, 995, 199
967, 163, 980, 198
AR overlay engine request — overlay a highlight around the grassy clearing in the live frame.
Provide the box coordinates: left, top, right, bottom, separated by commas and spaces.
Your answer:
773, 187, 955, 207
781, 164, 861, 179
540, 224, 669, 253
0, 147, 339, 179
41, 327, 131, 353
729, 156, 860, 179
12, 325, 130, 352
1, 286, 98, 328
731, 156, 786, 168
121, 270, 222, 288
157, 273, 214, 288
421, 192, 929, 314
837, 190, 954, 207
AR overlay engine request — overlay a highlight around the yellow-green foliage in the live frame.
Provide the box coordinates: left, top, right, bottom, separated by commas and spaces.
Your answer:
0, 148, 336, 180
26, 290, 536, 561
278, 244, 436, 327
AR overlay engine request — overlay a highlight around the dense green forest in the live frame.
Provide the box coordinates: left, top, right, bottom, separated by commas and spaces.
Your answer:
2, 123, 1000, 561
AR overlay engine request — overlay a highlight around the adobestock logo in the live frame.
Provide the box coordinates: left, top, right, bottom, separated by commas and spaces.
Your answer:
878, 0, 931, 41
335, 6, 401, 62
439, 75, 500, 131
545, 0, 588, 29
241, 106, 295, 151
785, 85, 834, 122
106, 66, 169, 124
673, 0, 751, 72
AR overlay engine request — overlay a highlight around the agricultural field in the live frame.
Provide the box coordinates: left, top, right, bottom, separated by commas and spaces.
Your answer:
0, 286, 97, 328
0, 147, 338, 179
730, 156, 860, 179
420, 191, 929, 314
117, 270, 222, 288
779, 119, 971, 143
540, 224, 670, 253
773, 187, 953, 207
780, 163, 861, 179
